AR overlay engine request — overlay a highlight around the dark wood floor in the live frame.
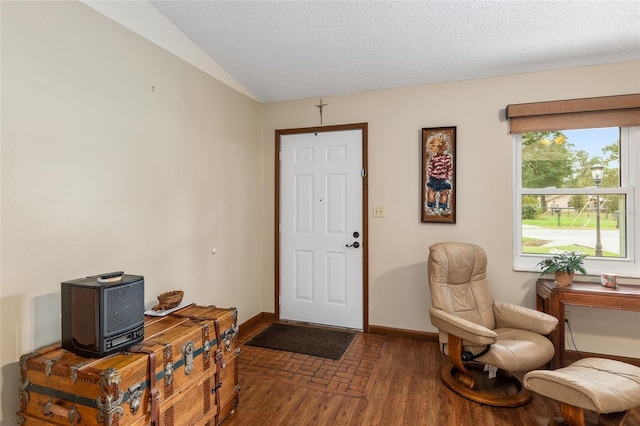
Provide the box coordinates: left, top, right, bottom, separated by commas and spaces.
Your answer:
225, 319, 640, 426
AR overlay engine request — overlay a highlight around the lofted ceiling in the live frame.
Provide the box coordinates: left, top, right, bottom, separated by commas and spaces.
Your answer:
148, 1, 640, 103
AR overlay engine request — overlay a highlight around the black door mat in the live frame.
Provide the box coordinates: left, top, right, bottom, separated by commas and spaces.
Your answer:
244, 322, 355, 360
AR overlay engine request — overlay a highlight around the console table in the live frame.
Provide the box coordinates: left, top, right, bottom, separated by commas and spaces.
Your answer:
536, 278, 640, 369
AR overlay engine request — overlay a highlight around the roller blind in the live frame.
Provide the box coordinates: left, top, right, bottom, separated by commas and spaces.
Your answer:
506, 93, 640, 134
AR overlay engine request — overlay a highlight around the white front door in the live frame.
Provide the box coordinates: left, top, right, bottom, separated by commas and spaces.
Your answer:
279, 127, 364, 330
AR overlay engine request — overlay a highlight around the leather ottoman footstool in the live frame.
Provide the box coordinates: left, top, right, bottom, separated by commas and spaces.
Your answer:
523, 358, 640, 426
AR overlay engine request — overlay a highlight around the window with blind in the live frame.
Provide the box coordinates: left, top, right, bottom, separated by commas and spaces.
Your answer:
507, 94, 640, 277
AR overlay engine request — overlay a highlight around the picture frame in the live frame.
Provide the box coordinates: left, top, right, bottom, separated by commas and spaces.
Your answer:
421, 126, 456, 223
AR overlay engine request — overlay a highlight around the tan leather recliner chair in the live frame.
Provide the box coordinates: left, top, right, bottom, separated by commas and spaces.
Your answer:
428, 242, 558, 407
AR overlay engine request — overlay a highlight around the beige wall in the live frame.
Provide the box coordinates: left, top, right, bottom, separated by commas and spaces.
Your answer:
1, 2, 263, 421
261, 62, 640, 354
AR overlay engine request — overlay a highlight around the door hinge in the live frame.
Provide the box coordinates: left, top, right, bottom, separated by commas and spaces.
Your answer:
279, 150, 282, 161
361, 168, 366, 178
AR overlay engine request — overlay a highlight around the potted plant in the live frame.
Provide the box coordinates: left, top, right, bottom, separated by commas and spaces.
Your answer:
537, 249, 587, 285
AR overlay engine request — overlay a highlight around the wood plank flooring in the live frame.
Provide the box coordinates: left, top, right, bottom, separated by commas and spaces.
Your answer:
224, 319, 640, 426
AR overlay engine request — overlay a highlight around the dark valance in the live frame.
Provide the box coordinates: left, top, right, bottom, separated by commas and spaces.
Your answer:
506, 93, 640, 134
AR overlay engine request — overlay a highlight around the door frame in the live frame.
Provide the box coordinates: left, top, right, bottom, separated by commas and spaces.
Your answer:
275, 123, 369, 331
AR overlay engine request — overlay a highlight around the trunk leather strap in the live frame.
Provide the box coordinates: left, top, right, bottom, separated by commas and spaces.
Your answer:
130, 346, 159, 425
213, 318, 223, 424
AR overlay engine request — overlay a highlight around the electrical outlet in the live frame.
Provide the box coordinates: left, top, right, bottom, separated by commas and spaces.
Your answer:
565, 310, 571, 323
373, 206, 385, 218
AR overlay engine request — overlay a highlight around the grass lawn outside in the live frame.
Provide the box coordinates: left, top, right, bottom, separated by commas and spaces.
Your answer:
521, 239, 616, 257
523, 211, 619, 230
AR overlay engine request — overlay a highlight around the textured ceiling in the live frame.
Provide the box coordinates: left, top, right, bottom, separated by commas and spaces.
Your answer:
149, 1, 640, 103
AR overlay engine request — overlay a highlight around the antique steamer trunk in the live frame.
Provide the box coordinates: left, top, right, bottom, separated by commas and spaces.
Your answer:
17, 305, 239, 426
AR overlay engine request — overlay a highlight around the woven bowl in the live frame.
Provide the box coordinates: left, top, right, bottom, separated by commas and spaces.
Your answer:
153, 290, 184, 311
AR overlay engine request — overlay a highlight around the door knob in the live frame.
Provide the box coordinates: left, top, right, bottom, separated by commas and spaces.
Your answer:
346, 242, 360, 248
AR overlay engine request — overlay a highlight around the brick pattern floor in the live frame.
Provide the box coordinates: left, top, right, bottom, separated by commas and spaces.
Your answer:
238, 323, 388, 399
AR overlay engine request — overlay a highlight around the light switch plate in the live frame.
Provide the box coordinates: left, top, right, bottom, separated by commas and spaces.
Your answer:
373, 206, 385, 217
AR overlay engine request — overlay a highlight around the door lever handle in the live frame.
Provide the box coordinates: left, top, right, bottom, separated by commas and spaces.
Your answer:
345, 242, 360, 249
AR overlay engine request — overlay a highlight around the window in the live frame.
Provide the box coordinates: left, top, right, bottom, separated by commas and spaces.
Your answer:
507, 94, 640, 277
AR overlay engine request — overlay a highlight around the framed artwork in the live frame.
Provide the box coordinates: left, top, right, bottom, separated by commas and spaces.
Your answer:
421, 126, 456, 223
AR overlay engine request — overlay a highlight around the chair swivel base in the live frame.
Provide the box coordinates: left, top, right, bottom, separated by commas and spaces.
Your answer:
441, 363, 532, 408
